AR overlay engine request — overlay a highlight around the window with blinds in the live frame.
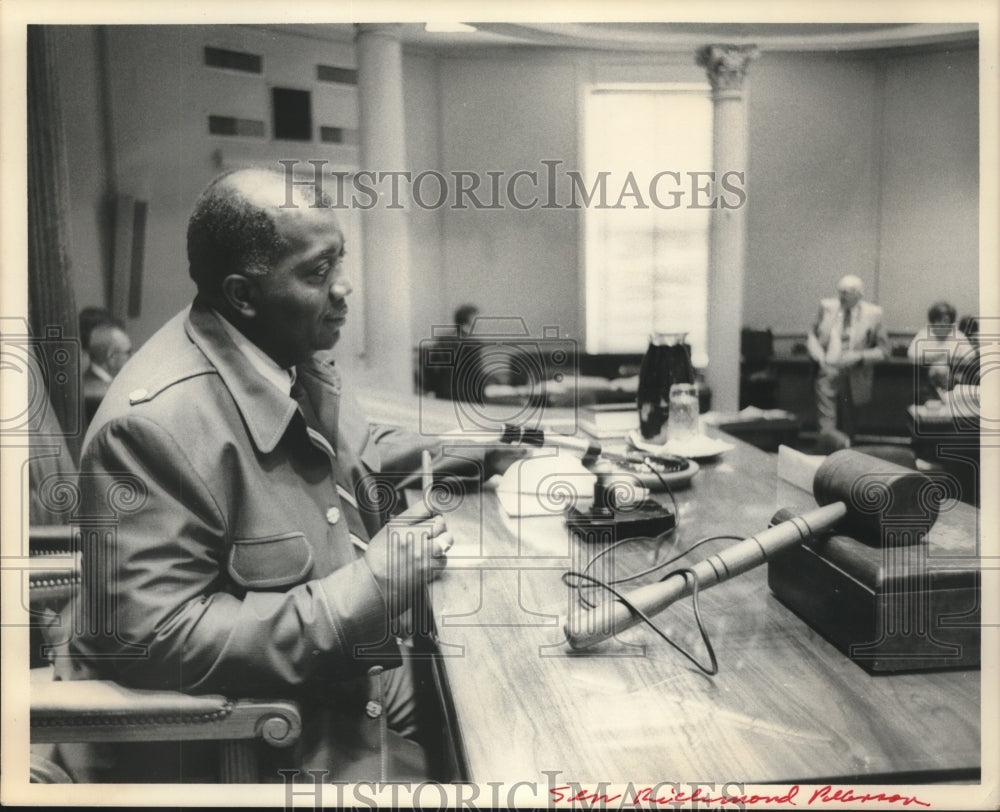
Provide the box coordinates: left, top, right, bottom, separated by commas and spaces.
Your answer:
583, 84, 713, 365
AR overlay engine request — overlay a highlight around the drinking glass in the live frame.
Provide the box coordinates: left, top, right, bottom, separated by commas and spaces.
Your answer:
667, 383, 700, 443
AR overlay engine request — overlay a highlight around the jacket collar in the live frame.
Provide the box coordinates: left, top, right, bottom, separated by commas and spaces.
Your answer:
185, 297, 299, 454
213, 308, 295, 397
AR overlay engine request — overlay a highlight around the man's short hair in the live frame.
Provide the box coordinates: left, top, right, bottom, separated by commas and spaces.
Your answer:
927, 300, 957, 324
958, 315, 979, 339
186, 168, 330, 294
78, 306, 116, 351
836, 275, 864, 294
454, 304, 479, 328
88, 322, 128, 366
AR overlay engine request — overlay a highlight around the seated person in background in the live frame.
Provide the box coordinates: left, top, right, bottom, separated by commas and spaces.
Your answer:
78, 305, 114, 359
953, 315, 981, 388
906, 301, 975, 398
806, 275, 890, 450
958, 314, 980, 360
57, 168, 513, 783
958, 314, 979, 344
421, 303, 487, 402
82, 318, 132, 423
454, 303, 479, 339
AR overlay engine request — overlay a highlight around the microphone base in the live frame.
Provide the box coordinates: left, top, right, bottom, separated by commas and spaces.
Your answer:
566, 501, 675, 542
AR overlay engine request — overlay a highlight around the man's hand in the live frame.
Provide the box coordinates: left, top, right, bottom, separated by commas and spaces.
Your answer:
364, 503, 453, 612
483, 445, 528, 478
418, 443, 527, 484
836, 350, 862, 368
928, 363, 950, 391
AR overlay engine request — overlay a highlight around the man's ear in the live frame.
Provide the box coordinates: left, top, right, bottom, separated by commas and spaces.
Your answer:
221, 274, 258, 318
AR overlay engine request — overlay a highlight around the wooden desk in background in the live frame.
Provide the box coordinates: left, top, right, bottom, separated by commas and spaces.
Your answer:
770, 355, 918, 438
424, 430, 980, 784
908, 400, 980, 506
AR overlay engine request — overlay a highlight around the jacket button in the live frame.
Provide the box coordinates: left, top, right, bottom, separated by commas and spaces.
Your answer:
367, 665, 384, 677
365, 700, 383, 719
325, 507, 341, 525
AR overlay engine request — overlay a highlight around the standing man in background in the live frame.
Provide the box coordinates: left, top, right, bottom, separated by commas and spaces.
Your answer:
806, 274, 890, 449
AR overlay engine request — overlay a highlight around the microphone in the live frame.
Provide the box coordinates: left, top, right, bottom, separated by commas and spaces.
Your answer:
563, 447, 944, 650
393, 425, 603, 492
563, 502, 848, 649
499, 424, 603, 468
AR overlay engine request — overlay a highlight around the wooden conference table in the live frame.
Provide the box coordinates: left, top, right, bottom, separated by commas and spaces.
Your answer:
365, 397, 981, 786
404, 407, 981, 785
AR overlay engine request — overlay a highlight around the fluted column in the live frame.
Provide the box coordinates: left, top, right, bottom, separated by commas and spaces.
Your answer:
696, 44, 758, 413
355, 24, 412, 391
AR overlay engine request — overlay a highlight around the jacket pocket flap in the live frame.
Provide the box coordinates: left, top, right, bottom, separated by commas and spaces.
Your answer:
228, 532, 313, 589
359, 430, 382, 472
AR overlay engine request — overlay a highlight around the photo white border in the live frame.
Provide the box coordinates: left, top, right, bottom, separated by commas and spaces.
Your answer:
2, 0, 997, 808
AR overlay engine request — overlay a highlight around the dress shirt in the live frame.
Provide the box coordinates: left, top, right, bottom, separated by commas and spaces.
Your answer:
213, 308, 295, 396
87, 363, 113, 384
826, 304, 857, 364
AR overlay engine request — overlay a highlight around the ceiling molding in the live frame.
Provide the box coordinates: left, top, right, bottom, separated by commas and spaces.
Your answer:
256, 21, 978, 55
468, 22, 979, 54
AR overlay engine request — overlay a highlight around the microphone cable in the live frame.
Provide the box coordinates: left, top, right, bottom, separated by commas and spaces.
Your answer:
562, 456, 743, 676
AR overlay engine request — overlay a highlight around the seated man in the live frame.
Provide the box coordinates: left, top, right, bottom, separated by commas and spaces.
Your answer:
420, 303, 487, 402
81, 319, 132, 424
954, 315, 981, 388
56, 168, 505, 783
78, 305, 114, 363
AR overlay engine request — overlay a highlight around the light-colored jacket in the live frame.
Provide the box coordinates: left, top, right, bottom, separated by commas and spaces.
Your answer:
56, 298, 430, 782
807, 298, 890, 405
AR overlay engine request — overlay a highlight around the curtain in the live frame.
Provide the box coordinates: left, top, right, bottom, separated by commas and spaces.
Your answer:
27, 25, 81, 463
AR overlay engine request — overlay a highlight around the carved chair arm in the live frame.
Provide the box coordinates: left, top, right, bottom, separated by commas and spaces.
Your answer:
28, 525, 79, 612
31, 679, 301, 749
29, 525, 77, 555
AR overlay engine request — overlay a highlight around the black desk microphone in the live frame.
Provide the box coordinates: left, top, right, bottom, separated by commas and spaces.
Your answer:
392, 424, 603, 492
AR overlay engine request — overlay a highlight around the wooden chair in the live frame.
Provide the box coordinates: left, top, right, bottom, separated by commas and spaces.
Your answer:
740, 327, 778, 409
28, 525, 302, 782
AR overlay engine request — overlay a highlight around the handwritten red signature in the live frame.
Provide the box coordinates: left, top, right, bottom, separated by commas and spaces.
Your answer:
549, 784, 931, 807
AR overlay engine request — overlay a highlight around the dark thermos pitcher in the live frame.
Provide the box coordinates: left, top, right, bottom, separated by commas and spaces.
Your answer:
637, 332, 695, 442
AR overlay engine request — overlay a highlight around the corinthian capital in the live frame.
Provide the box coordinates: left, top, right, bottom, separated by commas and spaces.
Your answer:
696, 44, 759, 93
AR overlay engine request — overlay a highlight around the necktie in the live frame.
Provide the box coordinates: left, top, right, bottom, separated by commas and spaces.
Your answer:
827, 307, 852, 363
292, 372, 389, 540
292, 371, 410, 657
